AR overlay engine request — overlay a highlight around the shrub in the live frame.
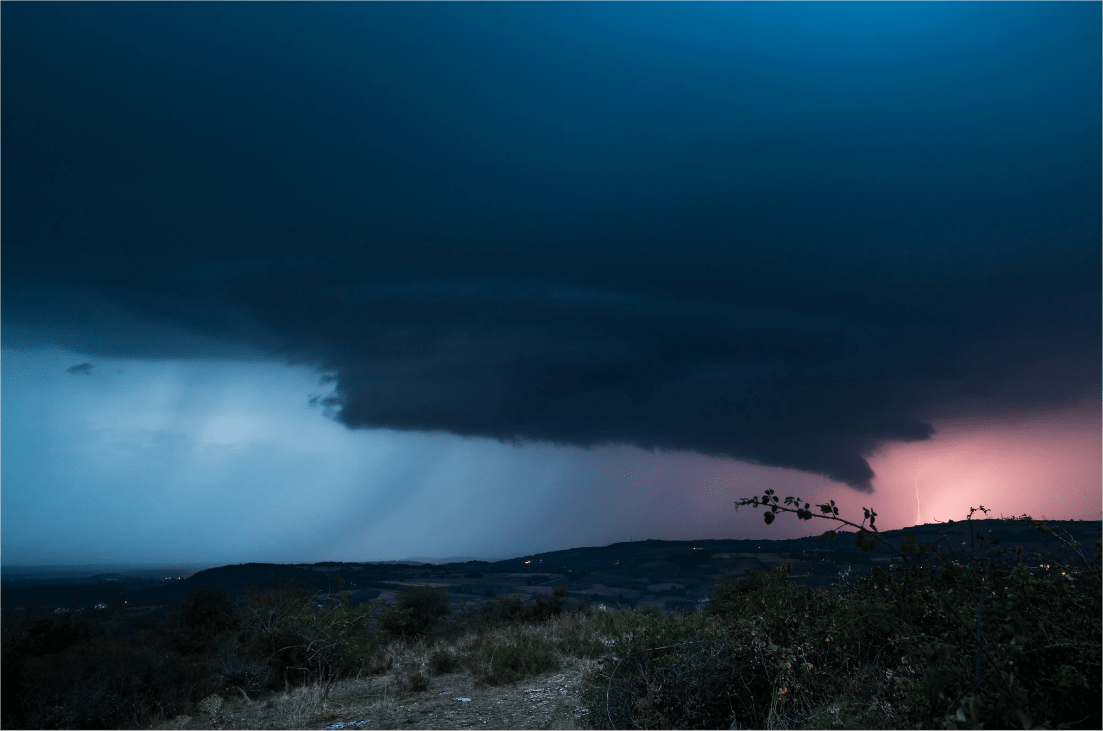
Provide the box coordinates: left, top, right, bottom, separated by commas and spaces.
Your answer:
380, 586, 452, 639
428, 648, 460, 675
182, 587, 236, 635
15, 641, 220, 729
471, 585, 569, 630
582, 610, 777, 730
478, 593, 526, 625
168, 587, 238, 656
2, 579, 391, 728
529, 584, 568, 622
236, 581, 381, 697
473, 634, 559, 685
234, 579, 316, 682
16, 607, 99, 655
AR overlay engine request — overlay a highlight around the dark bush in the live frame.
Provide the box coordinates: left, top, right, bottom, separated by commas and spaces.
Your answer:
529, 584, 568, 622
428, 649, 460, 675
2, 609, 108, 729
234, 579, 318, 686
234, 580, 381, 697
480, 584, 568, 628
2, 579, 387, 728
380, 585, 452, 638
168, 587, 239, 656
21, 608, 99, 655
15, 641, 220, 729
582, 611, 776, 730
182, 587, 236, 635
474, 635, 559, 685
482, 593, 525, 624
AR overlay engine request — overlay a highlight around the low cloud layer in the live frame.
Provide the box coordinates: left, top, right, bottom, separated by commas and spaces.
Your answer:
10, 241, 1095, 492
3, 3, 1098, 491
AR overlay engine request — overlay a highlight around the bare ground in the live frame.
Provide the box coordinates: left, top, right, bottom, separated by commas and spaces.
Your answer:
162, 659, 600, 730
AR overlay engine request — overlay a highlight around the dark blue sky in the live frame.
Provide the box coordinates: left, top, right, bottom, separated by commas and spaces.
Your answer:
3, 3, 1099, 565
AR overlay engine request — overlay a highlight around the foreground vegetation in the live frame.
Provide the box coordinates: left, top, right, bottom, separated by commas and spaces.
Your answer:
2, 501, 1098, 730
585, 497, 1100, 729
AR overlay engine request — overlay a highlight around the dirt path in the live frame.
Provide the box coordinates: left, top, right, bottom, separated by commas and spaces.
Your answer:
317, 661, 596, 731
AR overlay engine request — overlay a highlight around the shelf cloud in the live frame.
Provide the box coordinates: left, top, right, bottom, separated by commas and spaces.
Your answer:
3, 2, 1098, 492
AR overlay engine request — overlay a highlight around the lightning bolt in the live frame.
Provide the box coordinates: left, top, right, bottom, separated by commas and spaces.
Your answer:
915, 476, 922, 525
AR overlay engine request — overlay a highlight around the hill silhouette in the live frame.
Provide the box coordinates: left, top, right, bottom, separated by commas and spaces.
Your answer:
4, 518, 1098, 613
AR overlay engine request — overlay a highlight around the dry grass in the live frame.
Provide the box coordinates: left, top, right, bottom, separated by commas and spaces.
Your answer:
154, 610, 613, 730
141, 598, 960, 730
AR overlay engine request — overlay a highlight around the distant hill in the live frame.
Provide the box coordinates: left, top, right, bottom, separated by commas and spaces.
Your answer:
4, 518, 1097, 612
400, 555, 487, 565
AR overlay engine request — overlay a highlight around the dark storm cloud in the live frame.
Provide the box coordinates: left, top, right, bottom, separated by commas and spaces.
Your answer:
3, 3, 1099, 490
66, 363, 93, 376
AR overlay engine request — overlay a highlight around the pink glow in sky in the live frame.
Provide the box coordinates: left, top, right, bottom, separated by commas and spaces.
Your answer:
673, 397, 1100, 543
868, 398, 1101, 528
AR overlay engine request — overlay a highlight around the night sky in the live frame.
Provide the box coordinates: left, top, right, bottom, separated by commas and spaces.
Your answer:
3, 2, 1099, 567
